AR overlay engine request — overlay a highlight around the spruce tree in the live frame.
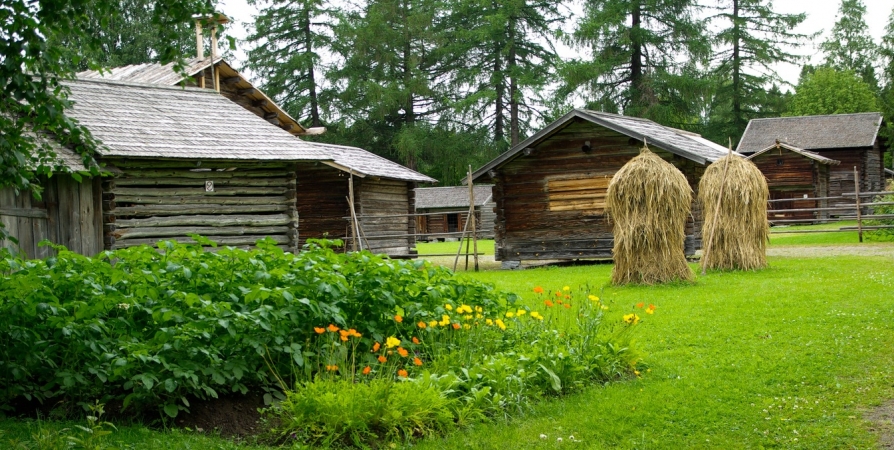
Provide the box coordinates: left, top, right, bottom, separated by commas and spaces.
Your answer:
820, 0, 878, 89
705, 0, 807, 146
560, 0, 709, 126
246, 0, 335, 127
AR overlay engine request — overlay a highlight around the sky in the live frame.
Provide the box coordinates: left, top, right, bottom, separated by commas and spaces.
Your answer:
214, 0, 893, 90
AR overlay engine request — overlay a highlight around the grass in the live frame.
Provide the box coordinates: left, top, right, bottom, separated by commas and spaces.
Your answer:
415, 239, 495, 256
768, 221, 862, 246
3, 249, 894, 449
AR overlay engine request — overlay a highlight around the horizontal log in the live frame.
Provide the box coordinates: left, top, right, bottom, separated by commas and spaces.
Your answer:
114, 213, 291, 228
117, 234, 290, 247
110, 160, 291, 170
113, 204, 291, 216
113, 177, 291, 187
111, 186, 288, 197
113, 225, 291, 240
0, 208, 48, 219
115, 169, 295, 179
838, 214, 894, 220
114, 195, 292, 205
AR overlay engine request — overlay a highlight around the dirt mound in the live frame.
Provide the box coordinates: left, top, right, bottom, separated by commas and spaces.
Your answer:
175, 392, 267, 438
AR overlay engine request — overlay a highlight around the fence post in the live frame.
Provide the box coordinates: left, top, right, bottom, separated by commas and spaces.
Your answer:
853, 166, 863, 243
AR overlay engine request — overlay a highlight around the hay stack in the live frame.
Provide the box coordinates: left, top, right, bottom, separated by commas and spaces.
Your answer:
605, 146, 694, 285
698, 153, 769, 271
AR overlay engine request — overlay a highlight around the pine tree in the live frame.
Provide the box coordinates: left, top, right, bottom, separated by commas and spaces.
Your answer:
879, 7, 894, 168
446, 0, 560, 148
560, 0, 710, 126
246, 0, 335, 128
820, 0, 878, 89
705, 0, 807, 145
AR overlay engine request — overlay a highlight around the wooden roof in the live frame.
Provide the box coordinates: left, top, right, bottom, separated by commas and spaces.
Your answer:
737, 112, 883, 154
312, 142, 437, 183
746, 141, 840, 165
63, 78, 328, 161
469, 109, 731, 182
77, 57, 309, 136
415, 185, 493, 209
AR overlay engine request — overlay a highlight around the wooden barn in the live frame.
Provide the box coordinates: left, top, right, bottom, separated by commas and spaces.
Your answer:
466, 109, 728, 264
414, 185, 495, 241
0, 77, 434, 258
746, 142, 840, 221
737, 113, 886, 198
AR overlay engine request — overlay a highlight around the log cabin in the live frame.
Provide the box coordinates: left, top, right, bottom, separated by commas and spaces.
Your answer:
414, 185, 495, 241
466, 109, 729, 265
746, 142, 840, 221
737, 113, 886, 198
0, 78, 434, 258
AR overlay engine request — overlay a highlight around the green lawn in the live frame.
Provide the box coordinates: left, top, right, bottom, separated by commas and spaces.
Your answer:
768, 221, 864, 246
415, 239, 495, 256
3, 252, 894, 449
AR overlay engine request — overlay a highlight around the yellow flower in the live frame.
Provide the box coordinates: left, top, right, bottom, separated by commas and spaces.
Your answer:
505, 312, 515, 318
516, 309, 526, 316
623, 314, 640, 325
464, 314, 473, 320
445, 304, 453, 311
601, 305, 609, 311
486, 318, 494, 326
588, 295, 599, 302
475, 313, 483, 319
475, 306, 483, 313
386, 336, 401, 348
495, 319, 506, 330
530, 311, 544, 320
562, 286, 570, 291
428, 320, 438, 328
463, 323, 471, 330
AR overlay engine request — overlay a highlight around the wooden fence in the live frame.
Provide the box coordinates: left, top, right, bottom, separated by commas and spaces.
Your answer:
768, 188, 894, 242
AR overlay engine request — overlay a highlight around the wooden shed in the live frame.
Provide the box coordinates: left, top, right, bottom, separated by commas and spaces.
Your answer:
414, 185, 495, 241
746, 142, 840, 221
293, 142, 435, 255
466, 109, 728, 264
737, 113, 886, 197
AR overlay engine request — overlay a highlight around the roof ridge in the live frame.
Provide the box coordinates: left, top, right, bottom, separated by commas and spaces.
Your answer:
68, 77, 216, 94
750, 112, 882, 122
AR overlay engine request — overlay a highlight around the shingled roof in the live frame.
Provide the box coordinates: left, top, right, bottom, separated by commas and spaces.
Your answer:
63, 78, 327, 160
415, 185, 493, 209
736, 113, 883, 154
746, 141, 840, 165
469, 109, 730, 182
311, 142, 436, 183
78, 57, 309, 136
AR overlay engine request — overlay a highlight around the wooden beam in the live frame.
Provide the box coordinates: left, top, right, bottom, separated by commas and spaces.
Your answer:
238, 88, 256, 96
0, 208, 48, 219
222, 76, 241, 85
252, 99, 269, 108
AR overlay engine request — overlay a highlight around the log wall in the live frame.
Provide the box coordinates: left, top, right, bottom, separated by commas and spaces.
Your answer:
0, 175, 102, 258
750, 149, 826, 221
486, 118, 703, 261
354, 178, 415, 255
294, 162, 350, 249
103, 159, 298, 252
816, 146, 884, 198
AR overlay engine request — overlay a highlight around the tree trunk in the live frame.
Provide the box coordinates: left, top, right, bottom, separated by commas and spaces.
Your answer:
402, 0, 417, 170
630, 0, 644, 112
509, 17, 519, 147
494, 42, 505, 146
731, 0, 741, 135
303, 8, 322, 128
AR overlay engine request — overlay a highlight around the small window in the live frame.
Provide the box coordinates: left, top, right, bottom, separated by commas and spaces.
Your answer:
547, 176, 612, 214
776, 158, 784, 166
447, 214, 459, 232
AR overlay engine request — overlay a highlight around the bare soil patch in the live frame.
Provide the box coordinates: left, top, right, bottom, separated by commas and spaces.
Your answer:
174, 392, 266, 438
767, 244, 894, 259
868, 400, 894, 449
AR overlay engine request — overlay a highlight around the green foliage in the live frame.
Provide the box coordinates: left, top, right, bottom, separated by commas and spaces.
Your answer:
561, 0, 710, 125
0, 239, 516, 417
4, 402, 117, 450
866, 194, 894, 241
820, 0, 879, 89
705, 0, 807, 146
787, 67, 879, 116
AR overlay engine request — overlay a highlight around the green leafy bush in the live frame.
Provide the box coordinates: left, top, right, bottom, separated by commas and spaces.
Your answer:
0, 239, 514, 417
866, 193, 894, 241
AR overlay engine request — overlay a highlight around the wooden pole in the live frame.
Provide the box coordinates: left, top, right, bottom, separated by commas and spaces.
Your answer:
210, 25, 220, 92
468, 165, 479, 272
347, 172, 359, 251
854, 166, 863, 243
453, 211, 473, 272
701, 141, 733, 275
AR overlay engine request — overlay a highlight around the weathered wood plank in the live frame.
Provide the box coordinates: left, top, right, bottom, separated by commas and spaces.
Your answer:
115, 213, 291, 228
111, 186, 288, 196
114, 195, 292, 205
110, 159, 291, 169
117, 234, 291, 247
0, 208, 48, 218
113, 176, 291, 187
113, 204, 290, 216
114, 225, 290, 240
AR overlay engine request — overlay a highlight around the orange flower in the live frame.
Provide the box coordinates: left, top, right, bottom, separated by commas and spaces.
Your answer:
646, 304, 656, 314
327, 324, 339, 332
325, 365, 338, 372
636, 302, 644, 309
397, 369, 408, 378
372, 342, 381, 352
544, 300, 554, 308
452, 323, 461, 330
413, 357, 423, 366
397, 347, 409, 357
565, 295, 571, 299
564, 303, 571, 309
533, 286, 544, 294
394, 315, 403, 323
558, 300, 563, 305
412, 337, 420, 344
347, 328, 361, 338
362, 366, 371, 375
555, 292, 561, 297
313, 327, 325, 334
377, 355, 387, 363
340, 335, 348, 341
417, 321, 427, 329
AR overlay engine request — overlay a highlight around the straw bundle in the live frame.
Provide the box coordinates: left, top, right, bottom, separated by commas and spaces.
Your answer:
698, 154, 769, 271
605, 146, 694, 285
